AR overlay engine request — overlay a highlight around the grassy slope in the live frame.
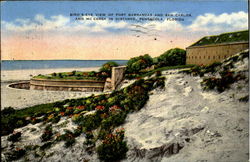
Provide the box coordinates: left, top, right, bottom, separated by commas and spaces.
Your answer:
33, 71, 104, 81
190, 30, 249, 47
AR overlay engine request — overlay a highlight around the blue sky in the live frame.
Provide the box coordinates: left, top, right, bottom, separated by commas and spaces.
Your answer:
1, 1, 248, 25
1, 1, 248, 60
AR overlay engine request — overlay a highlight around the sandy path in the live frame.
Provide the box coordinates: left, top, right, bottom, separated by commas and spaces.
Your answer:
123, 70, 249, 162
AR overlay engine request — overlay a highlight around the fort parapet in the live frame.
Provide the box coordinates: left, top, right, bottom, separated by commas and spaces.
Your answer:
24, 66, 127, 92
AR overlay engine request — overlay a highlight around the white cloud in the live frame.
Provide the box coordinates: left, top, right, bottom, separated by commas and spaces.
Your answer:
1, 11, 248, 36
15, 18, 31, 24
34, 14, 47, 23
1, 14, 130, 35
2, 14, 70, 32
187, 11, 248, 32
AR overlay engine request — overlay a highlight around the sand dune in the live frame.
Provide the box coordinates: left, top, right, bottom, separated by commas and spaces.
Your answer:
123, 70, 248, 162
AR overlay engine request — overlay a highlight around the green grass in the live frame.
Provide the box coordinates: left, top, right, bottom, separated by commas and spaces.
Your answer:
14, 103, 55, 117
138, 64, 195, 78
33, 75, 102, 81
1, 103, 55, 136
33, 71, 105, 81
190, 30, 249, 47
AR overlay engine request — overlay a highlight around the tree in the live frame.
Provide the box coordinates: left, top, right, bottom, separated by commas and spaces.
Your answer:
156, 48, 186, 67
99, 61, 119, 77
126, 54, 153, 73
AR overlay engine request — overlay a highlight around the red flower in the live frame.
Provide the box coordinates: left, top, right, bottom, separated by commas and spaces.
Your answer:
76, 105, 85, 110
16, 147, 21, 151
60, 112, 65, 116
109, 105, 121, 112
66, 107, 73, 110
115, 128, 125, 133
95, 105, 105, 111
31, 117, 36, 121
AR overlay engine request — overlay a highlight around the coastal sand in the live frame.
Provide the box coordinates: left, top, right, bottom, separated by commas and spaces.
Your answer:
1, 69, 248, 162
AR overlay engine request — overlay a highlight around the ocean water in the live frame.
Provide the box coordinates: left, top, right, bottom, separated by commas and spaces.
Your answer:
1, 60, 128, 70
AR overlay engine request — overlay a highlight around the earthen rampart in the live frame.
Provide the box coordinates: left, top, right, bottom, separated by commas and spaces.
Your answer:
30, 78, 105, 92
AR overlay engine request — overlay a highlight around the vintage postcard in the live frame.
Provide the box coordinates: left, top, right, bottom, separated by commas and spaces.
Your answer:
1, 0, 249, 161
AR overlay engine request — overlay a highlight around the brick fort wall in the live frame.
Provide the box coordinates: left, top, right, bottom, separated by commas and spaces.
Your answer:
186, 42, 249, 65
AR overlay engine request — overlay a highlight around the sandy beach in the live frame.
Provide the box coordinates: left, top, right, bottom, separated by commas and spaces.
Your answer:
1, 67, 101, 109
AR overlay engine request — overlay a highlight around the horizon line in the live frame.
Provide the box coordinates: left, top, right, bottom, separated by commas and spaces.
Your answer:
1, 59, 129, 61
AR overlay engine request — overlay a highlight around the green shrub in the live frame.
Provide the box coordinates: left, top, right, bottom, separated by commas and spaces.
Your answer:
84, 131, 95, 146
41, 124, 53, 142
1, 115, 28, 136
204, 62, 222, 73
125, 73, 140, 79
6, 148, 26, 161
58, 73, 63, 78
126, 54, 153, 73
74, 113, 101, 131
57, 130, 76, 148
2, 107, 15, 116
16, 120, 25, 127
44, 113, 61, 124
101, 112, 127, 130
72, 70, 77, 75
64, 107, 74, 115
40, 141, 53, 150
97, 129, 128, 162
201, 70, 240, 92
154, 77, 165, 89
98, 129, 110, 140
73, 126, 83, 137
99, 61, 119, 77
7, 132, 22, 142
201, 77, 218, 91
239, 95, 249, 102
190, 65, 202, 76
155, 48, 186, 68
155, 70, 162, 77
88, 71, 96, 77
